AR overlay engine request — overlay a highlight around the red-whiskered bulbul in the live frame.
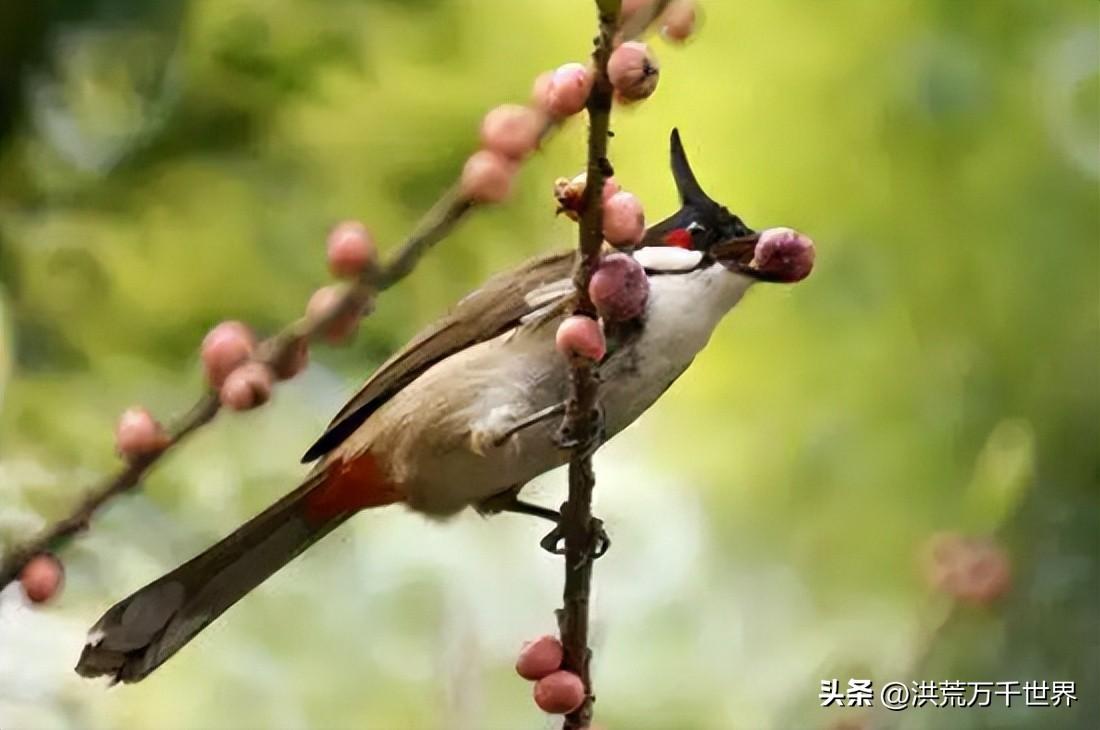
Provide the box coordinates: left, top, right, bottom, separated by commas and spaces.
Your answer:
75, 130, 814, 682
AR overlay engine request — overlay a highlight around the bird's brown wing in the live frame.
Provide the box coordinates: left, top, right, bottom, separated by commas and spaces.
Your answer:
301, 250, 575, 462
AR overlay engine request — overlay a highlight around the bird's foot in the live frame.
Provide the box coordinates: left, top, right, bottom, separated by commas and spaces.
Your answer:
476, 486, 560, 523
553, 402, 605, 453
539, 516, 610, 561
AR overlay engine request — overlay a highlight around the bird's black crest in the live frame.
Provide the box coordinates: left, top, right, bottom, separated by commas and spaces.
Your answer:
642, 129, 754, 250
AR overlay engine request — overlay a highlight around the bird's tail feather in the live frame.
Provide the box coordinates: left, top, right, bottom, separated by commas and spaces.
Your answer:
76, 469, 360, 683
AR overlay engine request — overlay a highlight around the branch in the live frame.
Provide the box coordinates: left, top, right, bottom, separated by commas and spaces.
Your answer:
0, 191, 475, 590
554, 1, 620, 728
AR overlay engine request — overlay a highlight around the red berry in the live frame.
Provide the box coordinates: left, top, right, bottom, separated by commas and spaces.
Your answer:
751, 227, 816, 283
306, 285, 361, 344
555, 316, 606, 362
589, 253, 650, 321
480, 104, 544, 161
20, 554, 64, 604
460, 150, 518, 203
326, 221, 376, 278
115, 407, 170, 459
602, 191, 646, 246
516, 635, 564, 680
219, 361, 275, 411
201, 321, 256, 389
608, 42, 659, 102
547, 63, 592, 118
533, 670, 585, 714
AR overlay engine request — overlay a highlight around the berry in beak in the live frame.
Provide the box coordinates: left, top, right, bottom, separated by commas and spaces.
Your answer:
640, 129, 815, 284
710, 227, 815, 283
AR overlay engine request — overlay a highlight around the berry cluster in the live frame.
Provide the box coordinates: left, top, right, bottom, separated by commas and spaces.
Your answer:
516, 635, 586, 715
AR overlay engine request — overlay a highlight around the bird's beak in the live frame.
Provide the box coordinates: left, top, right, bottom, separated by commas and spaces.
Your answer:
709, 232, 764, 278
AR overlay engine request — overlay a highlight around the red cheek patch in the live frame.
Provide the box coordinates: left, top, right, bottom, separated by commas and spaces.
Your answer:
303, 452, 403, 525
662, 228, 693, 249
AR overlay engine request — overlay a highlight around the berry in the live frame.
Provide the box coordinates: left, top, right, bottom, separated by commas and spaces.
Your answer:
533, 671, 585, 714
751, 227, 816, 283
547, 63, 592, 118
306, 285, 362, 344
326, 221, 376, 278
460, 150, 518, 203
608, 42, 659, 102
602, 191, 646, 246
555, 316, 606, 362
589, 252, 649, 321
480, 104, 544, 161
20, 554, 64, 604
115, 407, 170, 458
531, 71, 555, 114
219, 361, 275, 411
516, 635, 564, 680
201, 321, 256, 389
660, 0, 697, 43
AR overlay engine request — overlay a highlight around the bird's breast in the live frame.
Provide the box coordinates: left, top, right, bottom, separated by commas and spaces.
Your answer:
350, 265, 753, 516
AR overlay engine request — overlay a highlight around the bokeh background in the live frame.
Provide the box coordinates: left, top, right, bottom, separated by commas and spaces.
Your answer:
0, 1, 1097, 729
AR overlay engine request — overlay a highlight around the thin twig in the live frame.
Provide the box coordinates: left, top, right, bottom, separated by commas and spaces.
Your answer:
555, 2, 620, 728
0, 191, 475, 590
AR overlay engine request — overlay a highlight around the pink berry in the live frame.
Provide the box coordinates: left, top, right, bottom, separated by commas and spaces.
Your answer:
531, 71, 555, 113
326, 221, 376, 278
547, 63, 592, 118
460, 150, 518, 203
555, 316, 606, 362
219, 361, 275, 411
602, 176, 622, 201
602, 191, 646, 246
660, 0, 697, 42
307, 285, 361, 344
751, 227, 816, 283
201, 321, 256, 389
533, 671, 585, 715
589, 253, 650, 322
480, 104, 544, 161
516, 635, 564, 680
20, 554, 63, 604
115, 407, 170, 458
608, 42, 659, 102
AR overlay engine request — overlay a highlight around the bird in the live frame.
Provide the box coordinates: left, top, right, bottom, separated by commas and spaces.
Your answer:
75, 129, 814, 683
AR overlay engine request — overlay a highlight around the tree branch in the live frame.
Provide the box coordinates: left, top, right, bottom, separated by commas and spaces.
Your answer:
0, 190, 476, 590
555, 2, 621, 728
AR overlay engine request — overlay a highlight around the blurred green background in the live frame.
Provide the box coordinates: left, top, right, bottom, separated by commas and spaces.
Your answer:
0, 1, 1096, 729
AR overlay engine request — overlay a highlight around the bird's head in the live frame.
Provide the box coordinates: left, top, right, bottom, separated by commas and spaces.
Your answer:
641, 129, 814, 284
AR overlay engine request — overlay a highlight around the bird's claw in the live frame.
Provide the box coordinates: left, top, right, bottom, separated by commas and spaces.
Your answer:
539, 526, 566, 555
553, 403, 606, 453
539, 517, 610, 560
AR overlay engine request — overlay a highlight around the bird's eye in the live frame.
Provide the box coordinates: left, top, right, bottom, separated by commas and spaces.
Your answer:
686, 221, 709, 246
